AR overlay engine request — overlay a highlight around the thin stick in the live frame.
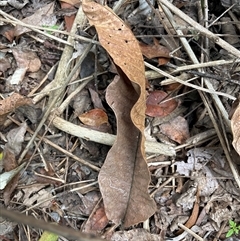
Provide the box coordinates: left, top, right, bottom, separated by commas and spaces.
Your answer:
0, 15, 99, 45
17, 9, 93, 164
9, 116, 100, 172
178, 224, 204, 241
0, 208, 104, 241
171, 59, 240, 73
156, 1, 234, 130
199, 92, 240, 188
144, 62, 235, 100
159, 0, 240, 58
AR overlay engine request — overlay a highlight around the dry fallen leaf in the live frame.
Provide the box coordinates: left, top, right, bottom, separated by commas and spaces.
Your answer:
231, 98, 240, 155
176, 188, 200, 235
146, 90, 178, 117
60, 0, 80, 6
111, 228, 161, 241
0, 94, 32, 126
160, 116, 190, 144
14, 2, 56, 37
83, 0, 156, 227
0, 58, 11, 72
82, 202, 109, 234
2, 123, 27, 205
139, 40, 170, 59
79, 108, 109, 127
60, 1, 76, 32
0, 163, 25, 190
0, 93, 32, 115
12, 47, 41, 73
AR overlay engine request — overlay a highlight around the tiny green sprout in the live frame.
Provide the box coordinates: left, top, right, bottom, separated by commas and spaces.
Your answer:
42, 25, 59, 34
226, 220, 240, 238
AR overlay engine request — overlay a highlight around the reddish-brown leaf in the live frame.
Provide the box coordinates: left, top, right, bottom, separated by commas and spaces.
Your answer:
0, 93, 32, 126
160, 116, 190, 144
0, 93, 32, 115
83, 203, 108, 234
176, 188, 200, 235
12, 47, 41, 72
60, 2, 76, 32
79, 108, 109, 127
158, 57, 170, 66
139, 41, 170, 59
231, 98, 240, 155
146, 90, 178, 117
60, 0, 80, 5
83, 0, 156, 227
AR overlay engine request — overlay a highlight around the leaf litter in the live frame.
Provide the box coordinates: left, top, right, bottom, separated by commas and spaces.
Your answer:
0, 0, 240, 241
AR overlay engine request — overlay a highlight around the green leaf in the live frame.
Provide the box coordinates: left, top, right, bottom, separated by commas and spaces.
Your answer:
38, 231, 58, 241
42, 25, 59, 34
229, 220, 236, 228
226, 229, 234, 238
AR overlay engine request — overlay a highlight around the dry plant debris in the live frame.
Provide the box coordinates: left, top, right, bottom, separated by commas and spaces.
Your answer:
0, 0, 240, 241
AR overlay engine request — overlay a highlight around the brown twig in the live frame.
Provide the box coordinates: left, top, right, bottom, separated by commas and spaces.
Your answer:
0, 208, 104, 241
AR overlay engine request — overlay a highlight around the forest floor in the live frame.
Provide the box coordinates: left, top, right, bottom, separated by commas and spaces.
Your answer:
0, 0, 240, 241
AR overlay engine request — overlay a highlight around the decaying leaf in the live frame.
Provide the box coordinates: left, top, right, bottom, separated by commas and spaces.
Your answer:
60, 1, 76, 32
2, 123, 27, 204
14, 2, 56, 37
79, 108, 109, 127
0, 58, 11, 72
82, 202, 109, 234
146, 90, 178, 117
12, 47, 41, 72
0, 93, 32, 126
23, 187, 53, 208
5, 122, 27, 156
231, 99, 240, 156
111, 228, 161, 241
139, 40, 170, 59
83, 0, 156, 227
175, 148, 220, 196
176, 188, 200, 234
160, 116, 190, 144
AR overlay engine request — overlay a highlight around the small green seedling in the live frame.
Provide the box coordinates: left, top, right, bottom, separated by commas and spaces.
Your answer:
42, 25, 59, 34
226, 220, 240, 237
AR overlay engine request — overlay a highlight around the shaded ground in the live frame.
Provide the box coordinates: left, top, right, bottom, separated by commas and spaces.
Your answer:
0, 0, 240, 241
